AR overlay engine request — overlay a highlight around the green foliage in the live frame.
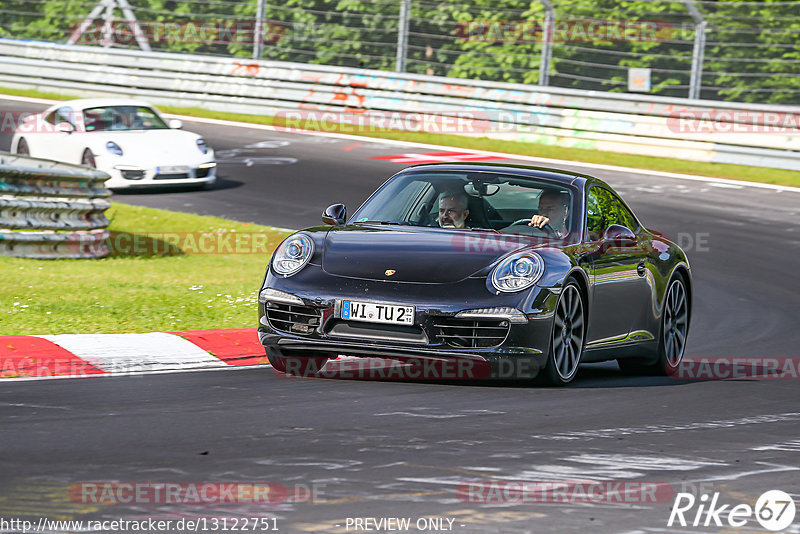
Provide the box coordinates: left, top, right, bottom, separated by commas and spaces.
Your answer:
0, 0, 797, 104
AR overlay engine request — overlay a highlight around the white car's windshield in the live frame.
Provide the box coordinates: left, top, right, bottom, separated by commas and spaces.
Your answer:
82, 106, 168, 132
351, 171, 581, 242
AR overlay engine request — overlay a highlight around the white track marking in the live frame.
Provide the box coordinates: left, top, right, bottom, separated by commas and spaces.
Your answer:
752, 439, 800, 452
171, 114, 800, 194
530, 412, 800, 441
1, 93, 797, 194
0, 362, 270, 381
38, 332, 228, 374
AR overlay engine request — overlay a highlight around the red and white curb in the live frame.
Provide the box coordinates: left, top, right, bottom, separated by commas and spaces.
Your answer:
0, 328, 268, 380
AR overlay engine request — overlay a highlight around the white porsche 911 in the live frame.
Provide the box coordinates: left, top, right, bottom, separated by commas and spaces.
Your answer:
11, 98, 216, 190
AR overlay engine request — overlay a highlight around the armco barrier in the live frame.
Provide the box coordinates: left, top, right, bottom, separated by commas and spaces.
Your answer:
0, 151, 111, 259
0, 38, 798, 171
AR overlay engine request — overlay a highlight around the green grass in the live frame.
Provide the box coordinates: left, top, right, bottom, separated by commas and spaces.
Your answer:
3, 85, 799, 188
0, 203, 292, 335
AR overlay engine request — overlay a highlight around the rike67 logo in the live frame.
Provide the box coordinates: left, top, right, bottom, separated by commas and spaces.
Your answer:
668, 490, 796, 531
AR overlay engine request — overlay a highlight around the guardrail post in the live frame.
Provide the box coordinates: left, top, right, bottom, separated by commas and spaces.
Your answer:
253, 0, 267, 60
682, 0, 706, 100
67, 0, 150, 51
395, 0, 411, 72
538, 0, 555, 86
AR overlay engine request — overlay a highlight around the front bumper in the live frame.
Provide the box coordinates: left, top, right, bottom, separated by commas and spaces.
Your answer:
100, 160, 217, 189
258, 274, 558, 380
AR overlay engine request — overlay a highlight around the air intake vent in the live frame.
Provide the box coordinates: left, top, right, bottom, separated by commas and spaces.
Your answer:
434, 317, 510, 348
266, 302, 321, 335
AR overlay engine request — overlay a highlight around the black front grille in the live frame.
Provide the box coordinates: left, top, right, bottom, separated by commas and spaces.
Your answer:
266, 302, 321, 335
154, 173, 190, 180
434, 317, 510, 348
327, 320, 428, 344
196, 167, 212, 178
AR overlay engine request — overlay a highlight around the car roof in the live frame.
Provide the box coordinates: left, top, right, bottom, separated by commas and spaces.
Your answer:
49, 98, 158, 111
397, 162, 599, 189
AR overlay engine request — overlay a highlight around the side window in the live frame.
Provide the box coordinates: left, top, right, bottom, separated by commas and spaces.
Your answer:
586, 187, 639, 240
613, 196, 639, 231
44, 111, 57, 125
586, 187, 606, 241
602, 189, 639, 231
54, 107, 75, 126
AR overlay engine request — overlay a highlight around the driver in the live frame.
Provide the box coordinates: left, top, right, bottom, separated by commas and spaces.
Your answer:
529, 190, 570, 237
438, 193, 470, 229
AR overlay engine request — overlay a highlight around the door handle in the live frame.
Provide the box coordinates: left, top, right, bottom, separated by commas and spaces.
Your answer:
637, 262, 646, 277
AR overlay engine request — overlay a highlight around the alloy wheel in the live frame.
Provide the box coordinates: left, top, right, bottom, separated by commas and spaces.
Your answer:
552, 284, 585, 381
663, 278, 688, 366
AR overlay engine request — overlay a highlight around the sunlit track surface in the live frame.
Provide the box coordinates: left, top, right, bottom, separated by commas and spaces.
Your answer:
1, 97, 799, 533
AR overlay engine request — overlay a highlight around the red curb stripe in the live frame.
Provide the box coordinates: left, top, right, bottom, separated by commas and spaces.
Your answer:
0, 336, 105, 378
169, 328, 267, 366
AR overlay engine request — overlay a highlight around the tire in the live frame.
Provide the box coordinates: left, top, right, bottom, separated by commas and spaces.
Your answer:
618, 273, 689, 376
266, 350, 328, 377
540, 280, 586, 386
81, 149, 96, 168
15, 138, 29, 156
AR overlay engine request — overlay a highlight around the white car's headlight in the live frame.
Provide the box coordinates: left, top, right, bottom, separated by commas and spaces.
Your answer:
491, 251, 545, 293
106, 141, 123, 156
272, 233, 314, 277
196, 138, 208, 154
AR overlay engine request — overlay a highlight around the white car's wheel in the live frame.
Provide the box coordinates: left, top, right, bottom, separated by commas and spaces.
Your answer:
81, 149, 96, 168
15, 138, 30, 156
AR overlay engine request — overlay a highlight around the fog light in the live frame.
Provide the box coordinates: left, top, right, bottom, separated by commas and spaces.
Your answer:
258, 288, 304, 305
114, 165, 145, 180
456, 307, 528, 324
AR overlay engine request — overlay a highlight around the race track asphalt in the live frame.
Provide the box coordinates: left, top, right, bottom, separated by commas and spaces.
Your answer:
1, 97, 798, 533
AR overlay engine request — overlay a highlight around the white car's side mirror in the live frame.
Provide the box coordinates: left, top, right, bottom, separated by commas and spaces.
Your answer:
55, 122, 74, 134
168, 119, 183, 129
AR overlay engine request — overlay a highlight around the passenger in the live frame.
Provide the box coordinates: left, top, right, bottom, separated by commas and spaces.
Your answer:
438, 193, 470, 229
529, 190, 570, 237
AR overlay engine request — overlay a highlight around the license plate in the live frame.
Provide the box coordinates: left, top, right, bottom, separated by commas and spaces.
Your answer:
341, 300, 414, 325
156, 165, 190, 174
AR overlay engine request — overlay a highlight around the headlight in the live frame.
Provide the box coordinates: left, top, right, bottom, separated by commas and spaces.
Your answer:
106, 141, 123, 156
196, 138, 208, 154
272, 233, 314, 277
491, 251, 544, 293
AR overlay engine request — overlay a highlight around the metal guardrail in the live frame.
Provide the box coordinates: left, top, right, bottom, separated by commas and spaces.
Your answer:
0, 39, 798, 171
0, 151, 111, 259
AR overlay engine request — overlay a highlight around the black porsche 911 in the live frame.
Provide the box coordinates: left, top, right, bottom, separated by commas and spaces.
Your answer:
258, 163, 691, 385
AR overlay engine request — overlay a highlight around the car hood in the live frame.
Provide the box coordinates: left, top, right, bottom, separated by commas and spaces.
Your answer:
321, 225, 522, 283
87, 129, 207, 162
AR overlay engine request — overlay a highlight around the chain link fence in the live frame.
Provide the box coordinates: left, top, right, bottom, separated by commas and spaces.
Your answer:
0, 0, 798, 104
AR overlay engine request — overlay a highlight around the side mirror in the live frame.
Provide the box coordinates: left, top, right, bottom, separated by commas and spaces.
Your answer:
168, 119, 183, 129
322, 204, 346, 226
55, 122, 74, 134
603, 224, 637, 248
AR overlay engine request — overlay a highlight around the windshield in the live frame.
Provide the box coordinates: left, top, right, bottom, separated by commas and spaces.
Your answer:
351, 171, 580, 243
82, 106, 168, 132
